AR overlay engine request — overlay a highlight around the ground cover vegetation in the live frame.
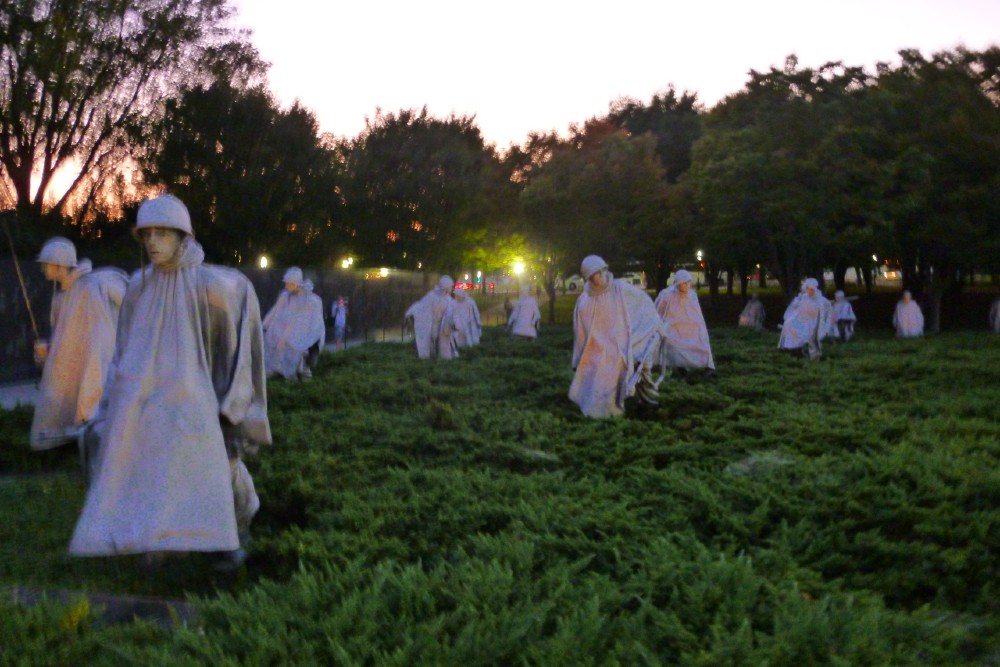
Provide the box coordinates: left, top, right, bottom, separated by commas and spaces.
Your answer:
2, 326, 999, 664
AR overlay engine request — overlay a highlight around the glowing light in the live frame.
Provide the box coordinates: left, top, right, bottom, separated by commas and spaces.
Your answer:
696, 249, 703, 261
379, 267, 389, 277
464, 273, 470, 281
258, 255, 269, 269
513, 261, 525, 275
341, 256, 354, 269
417, 262, 422, 269
476, 270, 482, 278
872, 254, 878, 262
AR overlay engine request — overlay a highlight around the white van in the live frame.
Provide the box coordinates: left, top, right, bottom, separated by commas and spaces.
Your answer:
622, 271, 647, 289
562, 270, 646, 292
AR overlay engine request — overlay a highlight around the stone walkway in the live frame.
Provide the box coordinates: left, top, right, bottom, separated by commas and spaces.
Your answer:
8, 585, 198, 628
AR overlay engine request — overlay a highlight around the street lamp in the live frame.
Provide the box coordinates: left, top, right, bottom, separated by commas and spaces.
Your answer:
513, 261, 525, 275
258, 255, 269, 269
341, 256, 354, 269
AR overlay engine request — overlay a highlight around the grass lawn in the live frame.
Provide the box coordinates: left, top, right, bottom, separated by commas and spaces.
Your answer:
2, 326, 999, 665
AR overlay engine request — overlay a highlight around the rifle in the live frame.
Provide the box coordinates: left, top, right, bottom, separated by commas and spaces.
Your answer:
1, 218, 40, 340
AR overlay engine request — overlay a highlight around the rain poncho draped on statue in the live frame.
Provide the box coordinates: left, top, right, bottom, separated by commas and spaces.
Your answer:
70, 201, 270, 556
405, 276, 458, 359
569, 256, 663, 418
300, 280, 326, 374
654, 270, 714, 371
828, 291, 857, 341
452, 290, 481, 347
30, 253, 127, 450
778, 278, 832, 360
738, 295, 766, 330
893, 292, 924, 338
508, 286, 541, 339
263, 268, 324, 379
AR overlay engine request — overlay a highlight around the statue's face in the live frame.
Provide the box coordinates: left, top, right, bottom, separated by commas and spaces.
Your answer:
678, 281, 690, 294
806, 286, 816, 297
903, 293, 911, 303
285, 281, 300, 293
588, 269, 607, 289
41, 262, 65, 281
140, 227, 183, 266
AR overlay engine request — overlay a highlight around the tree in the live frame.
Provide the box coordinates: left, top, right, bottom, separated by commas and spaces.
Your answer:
871, 48, 1000, 331
520, 122, 668, 323
339, 108, 514, 274
0, 0, 258, 222
687, 57, 886, 300
142, 82, 341, 266
606, 88, 704, 291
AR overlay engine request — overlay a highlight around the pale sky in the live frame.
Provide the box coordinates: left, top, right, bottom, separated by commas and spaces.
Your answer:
231, 0, 1000, 148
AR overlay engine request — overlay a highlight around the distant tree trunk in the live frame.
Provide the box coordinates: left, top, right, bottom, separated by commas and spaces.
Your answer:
833, 260, 848, 291
707, 265, 721, 304
725, 268, 734, 295
927, 280, 949, 333
861, 266, 873, 295
758, 269, 767, 289
544, 263, 559, 325
652, 257, 670, 293
739, 272, 749, 298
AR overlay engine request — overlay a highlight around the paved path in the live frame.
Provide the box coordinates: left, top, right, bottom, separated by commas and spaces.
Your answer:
0, 380, 38, 410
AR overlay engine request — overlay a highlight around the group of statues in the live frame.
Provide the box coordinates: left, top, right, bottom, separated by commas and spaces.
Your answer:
403, 276, 483, 359
28, 194, 359, 570
28, 194, 270, 569
262, 267, 326, 380
774, 282, 929, 359
22, 198, 1000, 566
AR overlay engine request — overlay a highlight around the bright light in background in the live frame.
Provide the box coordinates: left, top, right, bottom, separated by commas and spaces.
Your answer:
258, 255, 269, 269
476, 270, 482, 278
341, 256, 354, 269
696, 250, 703, 261
379, 267, 389, 277
512, 261, 525, 275
464, 273, 470, 281
872, 254, 878, 261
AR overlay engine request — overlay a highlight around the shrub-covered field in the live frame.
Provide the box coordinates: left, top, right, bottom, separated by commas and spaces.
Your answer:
2, 327, 999, 665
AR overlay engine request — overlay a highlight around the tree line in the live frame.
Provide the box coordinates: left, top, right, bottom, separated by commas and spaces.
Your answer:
2, 0, 999, 330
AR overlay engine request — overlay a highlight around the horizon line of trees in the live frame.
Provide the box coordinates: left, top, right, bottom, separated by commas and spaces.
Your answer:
3, 0, 999, 330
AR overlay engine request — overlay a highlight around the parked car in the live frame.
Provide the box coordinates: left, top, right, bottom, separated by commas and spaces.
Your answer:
562, 274, 583, 292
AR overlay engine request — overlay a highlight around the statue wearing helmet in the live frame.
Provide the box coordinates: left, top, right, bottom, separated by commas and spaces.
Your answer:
569, 255, 665, 417
404, 275, 459, 359
30, 237, 128, 450
69, 194, 270, 570
262, 267, 324, 379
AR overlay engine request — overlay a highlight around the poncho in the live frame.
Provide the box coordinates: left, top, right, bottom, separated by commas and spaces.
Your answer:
452, 291, 481, 347
738, 298, 766, 330
30, 261, 127, 450
654, 285, 715, 370
508, 291, 541, 339
69, 239, 270, 555
263, 286, 325, 379
778, 290, 832, 352
405, 285, 458, 359
829, 294, 857, 339
893, 299, 924, 337
569, 276, 663, 418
